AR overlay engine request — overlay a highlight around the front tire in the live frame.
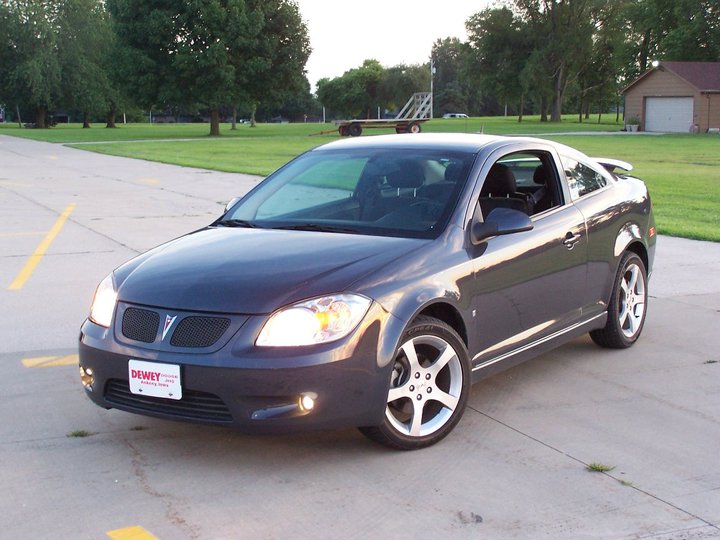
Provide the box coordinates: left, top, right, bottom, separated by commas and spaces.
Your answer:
360, 316, 470, 450
590, 251, 648, 348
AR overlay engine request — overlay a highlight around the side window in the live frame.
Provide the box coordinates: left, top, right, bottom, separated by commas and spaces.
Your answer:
484, 151, 561, 216
561, 156, 607, 200
497, 153, 542, 189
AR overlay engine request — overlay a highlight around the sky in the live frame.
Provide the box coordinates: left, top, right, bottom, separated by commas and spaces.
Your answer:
294, 0, 492, 89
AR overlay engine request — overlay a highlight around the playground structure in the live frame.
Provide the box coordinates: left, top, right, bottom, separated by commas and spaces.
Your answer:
313, 92, 432, 137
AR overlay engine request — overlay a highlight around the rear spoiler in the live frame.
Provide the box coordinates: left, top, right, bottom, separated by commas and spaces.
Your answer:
592, 158, 633, 173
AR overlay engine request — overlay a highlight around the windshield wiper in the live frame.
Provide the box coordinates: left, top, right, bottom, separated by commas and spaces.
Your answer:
271, 223, 358, 234
216, 219, 259, 228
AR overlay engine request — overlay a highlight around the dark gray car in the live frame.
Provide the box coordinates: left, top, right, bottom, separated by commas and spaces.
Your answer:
79, 133, 656, 449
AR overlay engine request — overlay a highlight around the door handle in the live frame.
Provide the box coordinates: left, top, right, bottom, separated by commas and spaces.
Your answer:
563, 232, 582, 249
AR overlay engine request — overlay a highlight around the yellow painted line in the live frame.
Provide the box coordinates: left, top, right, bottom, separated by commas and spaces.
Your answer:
0, 181, 33, 187
138, 177, 160, 185
22, 354, 78, 368
107, 526, 158, 540
46, 155, 58, 160
8, 203, 76, 290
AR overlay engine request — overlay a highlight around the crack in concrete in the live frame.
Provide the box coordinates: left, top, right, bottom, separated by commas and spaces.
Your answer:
466, 405, 720, 532
123, 437, 202, 539
0, 187, 142, 255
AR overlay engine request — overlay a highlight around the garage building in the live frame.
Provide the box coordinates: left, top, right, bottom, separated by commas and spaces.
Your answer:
623, 61, 720, 133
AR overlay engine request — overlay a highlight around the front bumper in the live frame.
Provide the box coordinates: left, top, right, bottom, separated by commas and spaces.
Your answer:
78, 303, 398, 433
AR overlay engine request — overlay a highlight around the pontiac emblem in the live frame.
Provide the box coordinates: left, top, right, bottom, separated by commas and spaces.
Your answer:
162, 315, 177, 341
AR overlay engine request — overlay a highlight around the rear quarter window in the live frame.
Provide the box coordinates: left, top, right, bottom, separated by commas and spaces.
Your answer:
561, 156, 608, 200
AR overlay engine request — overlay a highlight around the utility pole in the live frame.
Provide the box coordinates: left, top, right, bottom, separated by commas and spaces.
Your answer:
430, 58, 436, 119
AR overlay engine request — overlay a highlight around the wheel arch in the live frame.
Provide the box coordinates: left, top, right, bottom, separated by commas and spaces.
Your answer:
624, 240, 649, 274
413, 301, 469, 348
614, 221, 649, 271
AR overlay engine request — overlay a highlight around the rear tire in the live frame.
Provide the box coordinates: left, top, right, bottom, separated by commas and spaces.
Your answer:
348, 123, 362, 137
360, 316, 470, 450
407, 122, 422, 134
590, 252, 647, 348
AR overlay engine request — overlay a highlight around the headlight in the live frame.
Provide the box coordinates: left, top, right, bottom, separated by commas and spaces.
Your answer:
256, 294, 371, 347
89, 273, 117, 328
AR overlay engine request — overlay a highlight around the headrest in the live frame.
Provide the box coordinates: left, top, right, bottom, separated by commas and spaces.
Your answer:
444, 161, 464, 183
533, 164, 548, 185
481, 163, 516, 197
387, 160, 425, 189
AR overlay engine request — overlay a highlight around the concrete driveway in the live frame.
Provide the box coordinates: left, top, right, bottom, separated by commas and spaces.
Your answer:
1, 134, 718, 539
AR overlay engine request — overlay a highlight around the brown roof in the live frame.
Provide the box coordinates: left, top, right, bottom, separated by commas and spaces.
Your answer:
623, 61, 720, 93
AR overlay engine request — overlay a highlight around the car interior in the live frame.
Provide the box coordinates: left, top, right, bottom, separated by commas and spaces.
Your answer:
236, 150, 562, 237
352, 155, 470, 230
479, 152, 560, 219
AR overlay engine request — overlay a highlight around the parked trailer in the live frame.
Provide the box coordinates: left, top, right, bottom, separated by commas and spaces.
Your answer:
333, 92, 432, 137
336, 118, 428, 137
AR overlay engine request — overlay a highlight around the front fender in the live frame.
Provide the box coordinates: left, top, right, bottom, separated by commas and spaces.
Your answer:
373, 279, 471, 367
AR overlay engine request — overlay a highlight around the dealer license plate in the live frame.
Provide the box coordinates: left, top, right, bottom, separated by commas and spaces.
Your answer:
128, 360, 182, 400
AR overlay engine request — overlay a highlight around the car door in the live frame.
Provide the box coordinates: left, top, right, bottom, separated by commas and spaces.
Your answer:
559, 154, 625, 319
468, 147, 588, 366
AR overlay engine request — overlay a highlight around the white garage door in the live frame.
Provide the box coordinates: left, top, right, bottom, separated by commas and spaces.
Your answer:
645, 97, 693, 132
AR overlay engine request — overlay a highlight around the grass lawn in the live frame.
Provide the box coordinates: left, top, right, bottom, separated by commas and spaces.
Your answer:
1, 116, 718, 241
0, 114, 624, 142
546, 134, 720, 242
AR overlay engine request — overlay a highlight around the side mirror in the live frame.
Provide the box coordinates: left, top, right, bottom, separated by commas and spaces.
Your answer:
471, 207, 533, 244
224, 197, 242, 213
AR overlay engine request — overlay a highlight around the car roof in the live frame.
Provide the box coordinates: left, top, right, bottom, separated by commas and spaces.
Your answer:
312, 133, 584, 157
313, 133, 505, 153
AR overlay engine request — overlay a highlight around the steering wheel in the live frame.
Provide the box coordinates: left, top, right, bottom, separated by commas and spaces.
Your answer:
410, 198, 445, 221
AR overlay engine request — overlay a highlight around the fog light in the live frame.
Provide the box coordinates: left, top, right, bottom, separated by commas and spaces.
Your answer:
298, 394, 316, 412
80, 366, 94, 390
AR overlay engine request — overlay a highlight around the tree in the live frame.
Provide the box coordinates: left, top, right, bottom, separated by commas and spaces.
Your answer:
57, 0, 114, 128
621, 0, 720, 82
518, 50, 549, 121
108, 0, 243, 135
108, 0, 309, 135
378, 64, 430, 114
575, 2, 625, 123
316, 59, 385, 118
102, 23, 131, 128
238, 0, 311, 126
512, 0, 598, 122
275, 79, 319, 121
348, 59, 385, 118
173, 1, 239, 135
431, 38, 470, 115
465, 8, 532, 120
0, 4, 14, 118
662, 0, 720, 61
315, 76, 344, 119
2, 1, 63, 128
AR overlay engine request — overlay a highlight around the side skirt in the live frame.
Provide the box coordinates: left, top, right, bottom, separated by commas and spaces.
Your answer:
470, 312, 607, 384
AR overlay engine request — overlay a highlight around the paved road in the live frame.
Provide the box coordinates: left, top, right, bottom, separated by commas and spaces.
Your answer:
1, 134, 719, 539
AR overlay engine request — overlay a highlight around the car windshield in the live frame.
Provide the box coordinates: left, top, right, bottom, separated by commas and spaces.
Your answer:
221, 148, 475, 239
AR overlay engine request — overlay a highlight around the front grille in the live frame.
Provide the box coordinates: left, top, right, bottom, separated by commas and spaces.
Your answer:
170, 316, 230, 348
122, 308, 159, 343
119, 305, 233, 349
105, 379, 233, 422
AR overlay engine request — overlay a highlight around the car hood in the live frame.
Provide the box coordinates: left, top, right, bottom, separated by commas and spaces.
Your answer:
114, 227, 424, 314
